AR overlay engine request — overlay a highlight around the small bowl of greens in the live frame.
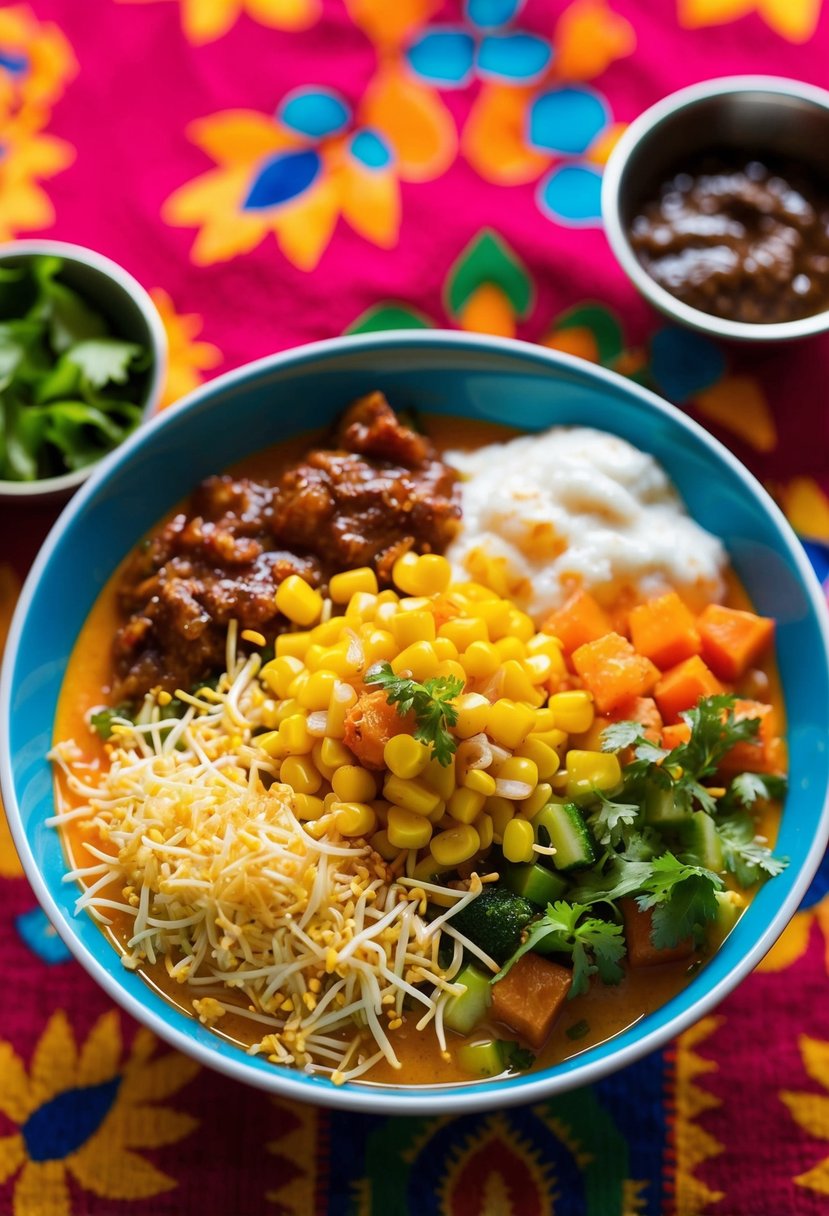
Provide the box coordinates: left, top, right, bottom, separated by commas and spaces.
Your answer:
0, 240, 167, 502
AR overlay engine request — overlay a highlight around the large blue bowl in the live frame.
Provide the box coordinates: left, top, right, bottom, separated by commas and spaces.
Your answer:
2, 331, 828, 1115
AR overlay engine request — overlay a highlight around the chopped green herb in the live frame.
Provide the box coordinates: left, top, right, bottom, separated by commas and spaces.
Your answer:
716, 813, 789, 886
565, 1019, 590, 1041
364, 661, 463, 765
494, 901, 626, 997
90, 704, 134, 740
502, 1041, 536, 1071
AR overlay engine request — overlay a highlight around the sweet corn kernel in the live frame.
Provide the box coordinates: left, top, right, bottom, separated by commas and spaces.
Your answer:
327, 683, 357, 738
391, 641, 440, 682
430, 823, 480, 867
433, 636, 459, 661
275, 575, 323, 626
370, 829, 399, 861
375, 601, 398, 626
439, 617, 489, 649
372, 799, 390, 826
448, 786, 486, 824
501, 659, 541, 704
311, 741, 335, 781
276, 632, 313, 659
520, 782, 554, 818
422, 755, 456, 801
332, 765, 377, 803
487, 699, 536, 749
495, 637, 528, 662
298, 670, 338, 711
271, 697, 303, 725
399, 596, 433, 613
279, 715, 313, 754
487, 796, 515, 840
453, 692, 491, 739
550, 690, 595, 735
507, 610, 535, 642
255, 730, 285, 759
280, 755, 322, 795
391, 552, 420, 594
393, 552, 452, 596
503, 817, 535, 863
384, 734, 430, 780
294, 793, 326, 820
526, 633, 565, 660
345, 591, 378, 619
435, 659, 468, 684
287, 671, 310, 699
495, 756, 539, 788
376, 588, 399, 606
517, 737, 560, 781
329, 567, 378, 603
383, 774, 441, 816
475, 812, 494, 851
462, 768, 497, 797
426, 798, 447, 824
534, 707, 557, 731
311, 619, 345, 646
391, 610, 436, 649
460, 640, 500, 679
522, 654, 555, 683
387, 806, 433, 850
565, 749, 622, 795
362, 629, 397, 665
261, 656, 304, 699
334, 802, 377, 837
313, 645, 359, 680
531, 727, 569, 753
476, 598, 512, 639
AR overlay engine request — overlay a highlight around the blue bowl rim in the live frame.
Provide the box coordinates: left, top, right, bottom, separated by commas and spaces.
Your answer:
2, 328, 828, 1116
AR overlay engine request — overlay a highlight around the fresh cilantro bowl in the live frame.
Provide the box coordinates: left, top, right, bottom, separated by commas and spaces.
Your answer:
0, 240, 166, 503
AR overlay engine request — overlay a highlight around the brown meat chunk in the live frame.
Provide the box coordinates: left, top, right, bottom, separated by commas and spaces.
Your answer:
491, 954, 572, 1049
620, 899, 694, 966
112, 394, 460, 699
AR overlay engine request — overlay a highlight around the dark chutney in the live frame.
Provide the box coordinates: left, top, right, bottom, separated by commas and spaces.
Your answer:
629, 156, 829, 324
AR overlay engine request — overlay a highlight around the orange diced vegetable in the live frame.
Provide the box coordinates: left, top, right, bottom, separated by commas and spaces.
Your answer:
654, 655, 724, 724
620, 900, 694, 966
662, 722, 691, 750
571, 632, 660, 714
611, 696, 663, 743
542, 589, 613, 655
491, 953, 572, 1049
343, 691, 414, 770
719, 699, 783, 774
629, 592, 701, 669
697, 604, 775, 681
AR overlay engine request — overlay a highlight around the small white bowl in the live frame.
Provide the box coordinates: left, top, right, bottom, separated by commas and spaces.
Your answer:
0, 240, 167, 504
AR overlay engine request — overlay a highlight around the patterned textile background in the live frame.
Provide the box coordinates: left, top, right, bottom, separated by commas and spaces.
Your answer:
1, 1, 829, 1213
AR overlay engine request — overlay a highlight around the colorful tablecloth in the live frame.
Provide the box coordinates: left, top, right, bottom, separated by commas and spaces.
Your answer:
2, 2, 829, 1212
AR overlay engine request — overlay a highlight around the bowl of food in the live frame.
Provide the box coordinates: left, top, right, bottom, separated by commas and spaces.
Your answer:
2, 330, 828, 1115
601, 76, 829, 341
0, 239, 167, 502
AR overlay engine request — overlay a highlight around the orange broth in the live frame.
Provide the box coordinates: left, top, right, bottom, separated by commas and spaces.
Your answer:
52, 416, 785, 1087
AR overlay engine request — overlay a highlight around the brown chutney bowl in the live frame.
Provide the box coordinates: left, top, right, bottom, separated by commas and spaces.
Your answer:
601, 75, 829, 342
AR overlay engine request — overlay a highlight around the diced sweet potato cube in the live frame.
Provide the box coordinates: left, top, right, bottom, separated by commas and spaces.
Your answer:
491, 953, 572, 1050
654, 655, 724, 724
698, 604, 775, 681
662, 722, 691, 750
342, 691, 414, 770
719, 699, 782, 774
611, 695, 663, 743
572, 632, 660, 714
620, 899, 694, 966
542, 589, 613, 655
629, 592, 701, 670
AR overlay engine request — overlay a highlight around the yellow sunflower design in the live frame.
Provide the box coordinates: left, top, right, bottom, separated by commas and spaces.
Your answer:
0, 1011, 199, 1214
678, 0, 822, 44
0, 4, 77, 115
163, 83, 454, 271
118, 0, 320, 45
150, 288, 223, 410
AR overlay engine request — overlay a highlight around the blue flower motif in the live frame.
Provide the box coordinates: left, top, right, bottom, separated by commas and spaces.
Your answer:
15, 906, 72, 964
406, 3, 552, 89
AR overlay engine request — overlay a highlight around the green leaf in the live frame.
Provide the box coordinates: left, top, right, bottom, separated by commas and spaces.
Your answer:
590, 790, 641, 847
551, 302, 625, 364
363, 662, 463, 766
346, 303, 434, 334
717, 812, 788, 885
494, 901, 625, 997
502, 1041, 535, 1071
445, 229, 533, 320
28, 257, 109, 354
65, 338, 144, 389
90, 704, 134, 740
727, 771, 787, 809
649, 874, 719, 949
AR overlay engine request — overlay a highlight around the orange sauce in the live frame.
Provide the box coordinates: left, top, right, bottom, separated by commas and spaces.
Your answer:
52, 416, 785, 1087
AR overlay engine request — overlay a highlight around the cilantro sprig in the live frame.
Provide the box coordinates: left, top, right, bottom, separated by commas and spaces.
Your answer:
494, 901, 626, 997
364, 661, 463, 765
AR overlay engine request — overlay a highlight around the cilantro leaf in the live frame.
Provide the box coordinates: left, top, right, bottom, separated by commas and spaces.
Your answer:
590, 790, 641, 848
634, 853, 723, 948
726, 772, 787, 810
364, 661, 463, 766
717, 813, 788, 886
65, 339, 145, 390
90, 704, 134, 740
494, 901, 625, 997
502, 1042, 535, 1071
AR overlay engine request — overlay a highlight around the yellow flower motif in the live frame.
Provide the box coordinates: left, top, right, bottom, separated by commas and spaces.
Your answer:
0, 562, 23, 879
119, 0, 320, 45
150, 288, 223, 410
678, 0, 822, 43
0, 4, 77, 116
0, 110, 74, 240
781, 1035, 829, 1195
0, 1011, 199, 1215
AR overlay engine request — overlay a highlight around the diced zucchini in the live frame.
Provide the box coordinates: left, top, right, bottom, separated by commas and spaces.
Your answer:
711, 890, 744, 941
680, 810, 724, 873
645, 784, 691, 827
502, 862, 568, 907
456, 1039, 506, 1078
532, 802, 596, 872
444, 963, 492, 1034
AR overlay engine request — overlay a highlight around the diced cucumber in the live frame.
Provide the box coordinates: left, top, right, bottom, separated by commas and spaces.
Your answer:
444, 963, 492, 1034
456, 1039, 506, 1078
502, 862, 568, 907
711, 890, 744, 940
681, 811, 724, 872
532, 802, 596, 872
645, 784, 691, 827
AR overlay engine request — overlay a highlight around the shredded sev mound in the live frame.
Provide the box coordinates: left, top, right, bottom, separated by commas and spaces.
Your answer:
49, 634, 489, 1084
